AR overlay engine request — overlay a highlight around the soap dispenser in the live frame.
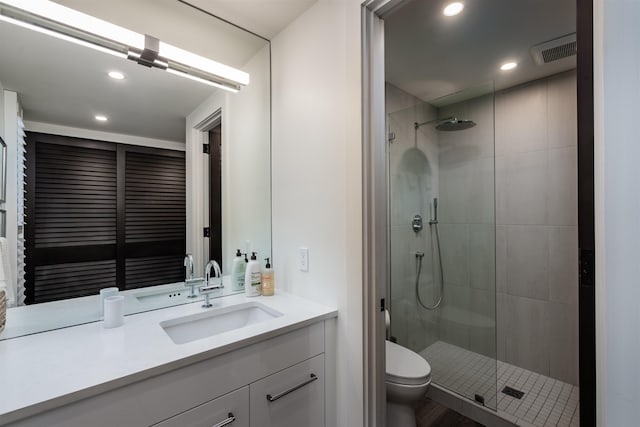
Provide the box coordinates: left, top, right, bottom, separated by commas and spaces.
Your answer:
261, 258, 274, 296
244, 252, 261, 297
231, 249, 245, 291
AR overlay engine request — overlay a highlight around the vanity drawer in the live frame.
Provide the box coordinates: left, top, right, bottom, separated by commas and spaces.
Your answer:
153, 386, 249, 427
249, 354, 324, 427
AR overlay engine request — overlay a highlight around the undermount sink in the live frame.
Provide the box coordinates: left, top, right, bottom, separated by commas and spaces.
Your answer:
160, 302, 283, 344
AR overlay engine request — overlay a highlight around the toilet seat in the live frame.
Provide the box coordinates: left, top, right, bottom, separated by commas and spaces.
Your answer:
385, 340, 431, 385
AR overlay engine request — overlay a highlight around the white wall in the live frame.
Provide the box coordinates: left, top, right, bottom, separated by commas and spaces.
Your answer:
271, 0, 364, 425
0, 80, 5, 137
186, 45, 271, 275
2, 91, 19, 304
595, 0, 640, 425
23, 121, 183, 151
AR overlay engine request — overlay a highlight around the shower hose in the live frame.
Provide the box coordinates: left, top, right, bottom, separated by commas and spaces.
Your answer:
416, 223, 444, 310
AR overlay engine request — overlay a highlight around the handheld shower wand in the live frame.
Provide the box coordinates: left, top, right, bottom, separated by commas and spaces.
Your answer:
416, 197, 444, 310
429, 198, 438, 225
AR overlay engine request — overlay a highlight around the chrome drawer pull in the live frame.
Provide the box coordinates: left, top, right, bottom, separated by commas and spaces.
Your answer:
211, 412, 235, 427
266, 373, 318, 402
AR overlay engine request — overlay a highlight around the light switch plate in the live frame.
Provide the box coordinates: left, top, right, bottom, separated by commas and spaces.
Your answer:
298, 247, 309, 272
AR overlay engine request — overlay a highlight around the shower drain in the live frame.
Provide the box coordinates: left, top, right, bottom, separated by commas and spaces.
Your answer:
502, 386, 525, 399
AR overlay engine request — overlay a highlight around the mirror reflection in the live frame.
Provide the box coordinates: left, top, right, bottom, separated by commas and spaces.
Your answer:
0, 0, 271, 339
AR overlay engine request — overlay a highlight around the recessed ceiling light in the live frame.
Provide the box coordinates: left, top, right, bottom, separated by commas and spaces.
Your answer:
95, 115, 108, 122
443, 2, 464, 17
500, 62, 518, 71
108, 71, 125, 80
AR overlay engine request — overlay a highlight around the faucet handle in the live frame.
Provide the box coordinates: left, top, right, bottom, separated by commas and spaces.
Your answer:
199, 282, 223, 308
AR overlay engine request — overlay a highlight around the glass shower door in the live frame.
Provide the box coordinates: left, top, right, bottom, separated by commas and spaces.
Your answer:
387, 84, 497, 409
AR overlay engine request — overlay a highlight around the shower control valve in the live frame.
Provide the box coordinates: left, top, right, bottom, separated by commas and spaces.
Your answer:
411, 214, 423, 233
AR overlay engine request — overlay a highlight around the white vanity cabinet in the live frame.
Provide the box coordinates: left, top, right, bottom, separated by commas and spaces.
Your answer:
153, 386, 249, 427
5, 321, 330, 427
152, 355, 324, 427
250, 354, 325, 427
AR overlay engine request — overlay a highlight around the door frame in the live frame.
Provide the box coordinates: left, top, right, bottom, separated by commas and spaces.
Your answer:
362, 1, 401, 426
208, 124, 223, 267
186, 107, 221, 275
361, 0, 596, 425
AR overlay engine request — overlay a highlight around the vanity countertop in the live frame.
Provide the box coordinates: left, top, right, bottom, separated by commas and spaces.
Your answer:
0, 292, 337, 424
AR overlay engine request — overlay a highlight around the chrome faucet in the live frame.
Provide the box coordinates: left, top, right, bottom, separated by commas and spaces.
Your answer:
183, 253, 199, 298
201, 260, 223, 308
184, 253, 194, 280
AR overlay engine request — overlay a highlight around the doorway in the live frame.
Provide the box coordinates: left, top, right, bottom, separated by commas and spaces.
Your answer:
208, 124, 222, 266
362, 0, 594, 426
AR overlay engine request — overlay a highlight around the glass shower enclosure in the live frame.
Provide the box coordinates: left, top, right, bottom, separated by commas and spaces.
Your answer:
387, 84, 497, 409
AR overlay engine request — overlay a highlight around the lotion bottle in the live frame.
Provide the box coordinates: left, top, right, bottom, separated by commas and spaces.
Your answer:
231, 249, 245, 291
244, 252, 261, 297
261, 258, 274, 296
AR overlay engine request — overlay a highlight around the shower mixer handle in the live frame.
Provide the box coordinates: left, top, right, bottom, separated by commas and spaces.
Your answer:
412, 214, 423, 233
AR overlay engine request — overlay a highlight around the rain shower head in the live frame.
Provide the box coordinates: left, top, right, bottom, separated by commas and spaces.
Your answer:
414, 116, 477, 131
435, 117, 476, 131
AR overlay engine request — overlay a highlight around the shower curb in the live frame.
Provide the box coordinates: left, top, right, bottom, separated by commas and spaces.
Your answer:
426, 383, 519, 427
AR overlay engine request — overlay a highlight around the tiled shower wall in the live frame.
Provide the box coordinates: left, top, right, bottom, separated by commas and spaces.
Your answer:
386, 83, 441, 352
436, 92, 496, 361
495, 70, 578, 385
387, 70, 578, 387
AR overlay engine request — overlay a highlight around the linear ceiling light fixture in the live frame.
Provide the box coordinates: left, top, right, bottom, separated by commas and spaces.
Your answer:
0, 0, 249, 92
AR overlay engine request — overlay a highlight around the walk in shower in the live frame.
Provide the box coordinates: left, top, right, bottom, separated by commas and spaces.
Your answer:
384, 0, 580, 425
387, 75, 580, 427
388, 84, 498, 408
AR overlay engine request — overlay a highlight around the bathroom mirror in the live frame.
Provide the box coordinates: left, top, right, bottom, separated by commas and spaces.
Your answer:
0, 0, 271, 339
0, 136, 5, 203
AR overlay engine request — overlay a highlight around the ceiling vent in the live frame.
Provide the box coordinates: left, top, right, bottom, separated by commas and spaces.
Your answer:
530, 33, 577, 65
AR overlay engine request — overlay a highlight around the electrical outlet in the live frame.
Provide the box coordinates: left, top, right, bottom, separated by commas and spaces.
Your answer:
298, 247, 309, 272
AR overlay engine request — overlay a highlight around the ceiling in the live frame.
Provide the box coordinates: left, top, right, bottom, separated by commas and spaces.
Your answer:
0, 22, 216, 142
181, 0, 319, 40
384, 0, 577, 104
0, 1, 273, 142
54, 0, 268, 69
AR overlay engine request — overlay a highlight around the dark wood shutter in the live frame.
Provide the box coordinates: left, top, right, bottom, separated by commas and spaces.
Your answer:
122, 146, 186, 290
34, 142, 117, 248
25, 133, 185, 304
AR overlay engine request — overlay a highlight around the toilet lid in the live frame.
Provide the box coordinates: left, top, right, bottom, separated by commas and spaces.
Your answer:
386, 340, 431, 385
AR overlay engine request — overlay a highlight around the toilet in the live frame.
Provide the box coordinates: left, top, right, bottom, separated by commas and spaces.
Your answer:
386, 340, 432, 427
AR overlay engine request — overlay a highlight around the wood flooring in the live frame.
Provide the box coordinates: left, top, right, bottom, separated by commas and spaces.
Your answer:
415, 397, 485, 427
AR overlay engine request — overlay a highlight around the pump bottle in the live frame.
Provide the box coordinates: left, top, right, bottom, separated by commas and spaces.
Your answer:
244, 252, 261, 297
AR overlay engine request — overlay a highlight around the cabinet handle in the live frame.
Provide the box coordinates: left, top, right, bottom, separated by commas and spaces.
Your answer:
211, 412, 235, 427
266, 373, 318, 402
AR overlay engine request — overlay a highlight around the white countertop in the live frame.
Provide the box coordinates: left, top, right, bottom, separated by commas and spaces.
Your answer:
0, 291, 337, 424
1, 278, 239, 339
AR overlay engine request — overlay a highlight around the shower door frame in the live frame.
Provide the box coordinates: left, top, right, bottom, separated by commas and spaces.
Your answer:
361, 0, 597, 426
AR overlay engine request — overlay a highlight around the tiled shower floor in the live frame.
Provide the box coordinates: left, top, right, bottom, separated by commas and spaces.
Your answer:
420, 341, 579, 427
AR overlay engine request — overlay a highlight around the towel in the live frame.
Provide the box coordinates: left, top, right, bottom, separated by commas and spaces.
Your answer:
0, 238, 15, 305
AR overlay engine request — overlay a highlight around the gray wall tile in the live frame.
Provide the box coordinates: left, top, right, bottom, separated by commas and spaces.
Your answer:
497, 292, 507, 362
547, 146, 578, 226
504, 295, 549, 375
505, 150, 548, 225
506, 225, 549, 300
548, 226, 579, 305
547, 71, 577, 148
496, 81, 547, 156
546, 302, 579, 385
468, 223, 496, 290
439, 223, 470, 287
496, 226, 507, 294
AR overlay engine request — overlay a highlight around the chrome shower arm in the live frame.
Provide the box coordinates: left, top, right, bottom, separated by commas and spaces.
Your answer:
414, 117, 455, 129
